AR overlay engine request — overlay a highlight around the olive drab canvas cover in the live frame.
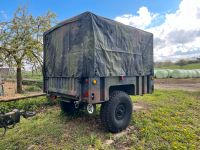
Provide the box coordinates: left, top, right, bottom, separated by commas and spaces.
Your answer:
43, 12, 153, 78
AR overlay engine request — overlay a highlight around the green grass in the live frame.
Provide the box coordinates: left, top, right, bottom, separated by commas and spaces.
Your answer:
22, 71, 42, 80
128, 90, 200, 149
24, 85, 41, 92
156, 63, 200, 70
0, 96, 49, 113
3, 71, 42, 81
0, 90, 200, 149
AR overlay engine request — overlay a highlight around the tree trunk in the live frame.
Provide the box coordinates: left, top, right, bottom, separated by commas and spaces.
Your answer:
16, 67, 23, 93
32, 67, 34, 77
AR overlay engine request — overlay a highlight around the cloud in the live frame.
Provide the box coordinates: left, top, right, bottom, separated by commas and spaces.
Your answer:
0, 11, 8, 20
197, 8, 200, 19
167, 30, 200, 44
115, 0, 200, 61
115, 6, 157, 29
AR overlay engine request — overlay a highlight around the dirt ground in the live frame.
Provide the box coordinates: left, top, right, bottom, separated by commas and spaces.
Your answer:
154, 78, 200, 91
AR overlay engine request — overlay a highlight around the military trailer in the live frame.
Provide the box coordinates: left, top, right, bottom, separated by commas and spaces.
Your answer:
43, 12, 154, 133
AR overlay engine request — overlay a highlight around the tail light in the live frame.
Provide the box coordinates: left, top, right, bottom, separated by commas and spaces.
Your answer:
84, 91, 89, 97
119, 75, 124, 81
85, 79, 89, 84
50, 95, 57, 100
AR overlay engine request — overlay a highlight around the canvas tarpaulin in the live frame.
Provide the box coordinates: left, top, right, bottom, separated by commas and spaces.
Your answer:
43, 12, 153, 77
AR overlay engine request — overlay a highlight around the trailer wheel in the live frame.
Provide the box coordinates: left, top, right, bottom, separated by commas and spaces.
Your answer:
100, 91, 132, 133
60, 101, 80, 115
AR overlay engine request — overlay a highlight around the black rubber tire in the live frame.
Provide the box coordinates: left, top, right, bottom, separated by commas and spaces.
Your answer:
60, 101, 80, 115
100, 91, 133, 133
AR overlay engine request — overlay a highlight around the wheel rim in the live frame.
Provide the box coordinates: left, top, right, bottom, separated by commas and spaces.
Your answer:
87, 104, 94, 114
115, 103, 126, 120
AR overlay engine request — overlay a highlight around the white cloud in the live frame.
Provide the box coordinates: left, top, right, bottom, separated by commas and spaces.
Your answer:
115, 0, 200, 61
0, 10, 8, 20
115, 6, 157, 29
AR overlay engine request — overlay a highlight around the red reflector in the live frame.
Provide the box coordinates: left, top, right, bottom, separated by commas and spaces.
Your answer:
50, 95, 57, 99
85, 79, 89, 84
84, 91, 89, 97
119, 75, 124, 80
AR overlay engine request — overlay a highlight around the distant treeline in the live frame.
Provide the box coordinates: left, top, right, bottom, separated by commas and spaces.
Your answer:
155, 58, 200, 68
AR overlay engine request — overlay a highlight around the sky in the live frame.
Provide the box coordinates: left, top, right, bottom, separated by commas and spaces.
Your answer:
0, 0, 200, 62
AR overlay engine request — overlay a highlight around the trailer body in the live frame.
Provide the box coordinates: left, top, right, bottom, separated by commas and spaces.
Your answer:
43, 12, 154, 104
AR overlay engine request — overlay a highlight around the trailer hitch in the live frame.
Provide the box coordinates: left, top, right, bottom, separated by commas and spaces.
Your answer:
0, 109, 36, 136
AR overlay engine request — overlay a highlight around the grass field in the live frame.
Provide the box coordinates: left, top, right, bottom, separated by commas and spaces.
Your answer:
156, 63, 200, 70
22, 71, 42, 80
0, 90, 200, 150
